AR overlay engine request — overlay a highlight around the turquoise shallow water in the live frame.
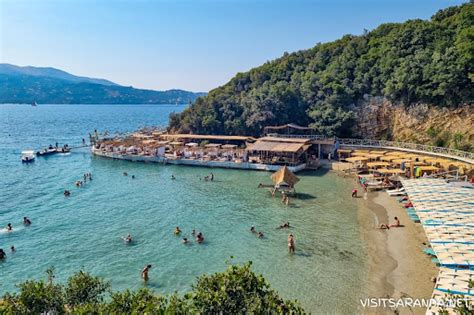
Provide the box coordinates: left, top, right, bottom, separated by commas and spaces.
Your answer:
0, 104, 368, 313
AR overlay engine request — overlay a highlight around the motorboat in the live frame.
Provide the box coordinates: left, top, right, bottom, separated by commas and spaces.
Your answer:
21, 150, 36, 163
36, 147, 57, 156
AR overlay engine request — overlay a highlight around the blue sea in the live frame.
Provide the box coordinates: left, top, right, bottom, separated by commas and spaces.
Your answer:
0, 104, 368, 313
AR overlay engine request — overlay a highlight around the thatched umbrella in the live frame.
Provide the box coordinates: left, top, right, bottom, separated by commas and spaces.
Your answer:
271, 166, 300, 194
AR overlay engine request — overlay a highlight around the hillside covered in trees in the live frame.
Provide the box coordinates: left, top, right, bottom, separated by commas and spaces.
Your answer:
170, 3, 473, 145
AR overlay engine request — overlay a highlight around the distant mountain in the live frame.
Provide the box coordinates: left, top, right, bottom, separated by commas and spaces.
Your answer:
0, 64, 206, 104
0, 64, 118, 86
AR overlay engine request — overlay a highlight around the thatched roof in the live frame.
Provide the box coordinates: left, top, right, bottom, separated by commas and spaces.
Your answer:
271, 166, 300, 187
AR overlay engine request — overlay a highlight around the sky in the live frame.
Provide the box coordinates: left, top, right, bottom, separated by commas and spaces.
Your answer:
0, 0, 466, 92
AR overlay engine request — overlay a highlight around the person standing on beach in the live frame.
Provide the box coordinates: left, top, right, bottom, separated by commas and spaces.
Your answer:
288, 234, 295, 253
141, 264, 152, 282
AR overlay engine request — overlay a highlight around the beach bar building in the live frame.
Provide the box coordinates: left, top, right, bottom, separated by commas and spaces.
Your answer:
245, 136, 312, 167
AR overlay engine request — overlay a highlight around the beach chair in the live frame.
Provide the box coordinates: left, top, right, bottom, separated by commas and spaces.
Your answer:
423, 248, 436, 256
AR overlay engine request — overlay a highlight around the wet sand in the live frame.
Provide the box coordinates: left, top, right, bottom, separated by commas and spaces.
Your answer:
353, 180, 438, 314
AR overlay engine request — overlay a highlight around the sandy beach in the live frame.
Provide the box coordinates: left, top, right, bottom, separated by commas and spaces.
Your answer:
353, 177, 438, 314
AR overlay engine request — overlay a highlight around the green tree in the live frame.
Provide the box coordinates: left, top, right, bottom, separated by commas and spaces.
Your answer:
65, 270, 110, 308
191, 262, 304, 314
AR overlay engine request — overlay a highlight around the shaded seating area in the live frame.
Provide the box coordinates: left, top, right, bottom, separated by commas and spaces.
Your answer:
246, 137, 312, 167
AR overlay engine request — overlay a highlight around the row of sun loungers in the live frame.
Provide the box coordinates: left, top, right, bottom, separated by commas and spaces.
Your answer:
399, 178, 473, 314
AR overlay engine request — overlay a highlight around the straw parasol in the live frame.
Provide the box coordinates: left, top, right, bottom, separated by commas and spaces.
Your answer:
367, 162, 390, 168
345, 157, 369, 163
271, 166, 300, 188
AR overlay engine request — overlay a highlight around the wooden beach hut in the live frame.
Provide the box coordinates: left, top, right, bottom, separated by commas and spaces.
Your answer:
246, 137, 311, 166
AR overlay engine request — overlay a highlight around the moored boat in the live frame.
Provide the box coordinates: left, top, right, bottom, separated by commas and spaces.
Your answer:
36, 147, 57, 156
21, 150, 36, 163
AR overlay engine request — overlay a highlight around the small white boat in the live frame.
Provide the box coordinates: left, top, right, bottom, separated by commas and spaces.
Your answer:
21, 150, 36, 163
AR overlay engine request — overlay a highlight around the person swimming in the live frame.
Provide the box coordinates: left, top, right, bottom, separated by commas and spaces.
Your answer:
278, 222, 290, 229
257, 232, 264, 238
0, 249, 6, 260
174, 227, 182, 235
64, 190, 71, 196
196, 232, 204, 243
122, 234, 133, 244
250, 226, 256, 233
141, 264, 152, 282
131, 175, 135, 179
123, 172, 128, 176
6, 223, 12, 231
171, 175, 176, 180
23, 217, 31, 226
10, 246, 15, 252
182, 237, 189, 244
192, 229, 196, 236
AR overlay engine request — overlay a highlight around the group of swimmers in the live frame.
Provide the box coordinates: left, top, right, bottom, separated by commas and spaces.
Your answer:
250, 226, 264, 238
176, 227, 205, 244
76, 172, 93, 187
250, 223, 295, 253
64, 172, 93, 195
123, 172, 136, 179
138, 228, 206, 282
0, 217, 31, 260
202, 172, 214, 181
3, 217, 31, 232
172, 172, 215, 182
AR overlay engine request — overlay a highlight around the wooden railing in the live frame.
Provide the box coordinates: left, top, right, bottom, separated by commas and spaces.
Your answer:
267, 134, 474, 164
338, 138, 474, 162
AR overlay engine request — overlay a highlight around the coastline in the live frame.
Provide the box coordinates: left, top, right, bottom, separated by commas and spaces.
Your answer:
355, 180, 437, 314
